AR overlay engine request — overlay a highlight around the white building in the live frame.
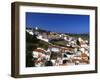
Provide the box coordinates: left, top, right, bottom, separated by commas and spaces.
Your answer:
37, 35, 49, 42
35, 27, 38, 30
26, 30, 34, 35
50, 47, 60, 52
32, 49, 46, 58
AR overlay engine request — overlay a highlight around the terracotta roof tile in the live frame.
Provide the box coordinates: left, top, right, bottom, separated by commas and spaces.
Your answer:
33, 49, 45, 53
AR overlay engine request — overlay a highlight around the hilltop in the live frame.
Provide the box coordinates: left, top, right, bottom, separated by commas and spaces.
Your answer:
26, 27, 89, 67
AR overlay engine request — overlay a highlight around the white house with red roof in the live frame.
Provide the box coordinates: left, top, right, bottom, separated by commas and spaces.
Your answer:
32, 48, 46, 58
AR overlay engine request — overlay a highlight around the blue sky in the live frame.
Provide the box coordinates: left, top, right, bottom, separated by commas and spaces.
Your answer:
26, 12, 89, 34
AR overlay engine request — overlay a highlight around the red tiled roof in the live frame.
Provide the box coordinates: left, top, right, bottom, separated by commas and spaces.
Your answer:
33, 49, 45, 53
81, 53, 88, 57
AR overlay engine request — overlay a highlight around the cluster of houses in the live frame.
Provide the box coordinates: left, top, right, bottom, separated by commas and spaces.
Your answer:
26, 27, 89, 67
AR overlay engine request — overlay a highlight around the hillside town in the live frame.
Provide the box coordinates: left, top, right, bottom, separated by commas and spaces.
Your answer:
26, 27, 89, 67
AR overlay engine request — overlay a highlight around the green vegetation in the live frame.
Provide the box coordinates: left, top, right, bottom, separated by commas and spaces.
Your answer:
26, 31, 51, 67
26, 31, 38, 67
50, 39, 68, 47
66, 33, 89, 40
